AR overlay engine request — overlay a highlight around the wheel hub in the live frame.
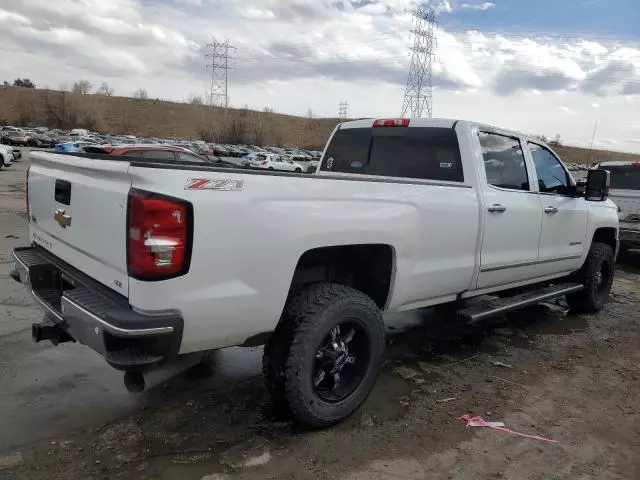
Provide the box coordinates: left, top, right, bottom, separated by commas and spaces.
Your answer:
312, 323, 366, 402
595, 270, 603, 286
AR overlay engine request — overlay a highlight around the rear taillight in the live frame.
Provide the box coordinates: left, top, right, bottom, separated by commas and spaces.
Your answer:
260, 160, 268, 165
373, 118, 410, 127
127, 190, 192, 280
25, 166, 30, 222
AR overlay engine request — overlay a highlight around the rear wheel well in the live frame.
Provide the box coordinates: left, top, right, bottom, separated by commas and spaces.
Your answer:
592, 227, 617, 253
289, 244, 394, 309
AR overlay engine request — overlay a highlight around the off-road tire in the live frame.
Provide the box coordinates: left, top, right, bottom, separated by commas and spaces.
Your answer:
566, 242, 614, 313
268, 282, 385, 428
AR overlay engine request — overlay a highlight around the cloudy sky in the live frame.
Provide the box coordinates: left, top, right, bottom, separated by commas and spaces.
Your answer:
1, 0, 639, 152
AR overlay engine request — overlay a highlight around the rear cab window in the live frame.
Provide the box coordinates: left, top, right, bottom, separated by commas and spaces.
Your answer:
320, 126, 464, 182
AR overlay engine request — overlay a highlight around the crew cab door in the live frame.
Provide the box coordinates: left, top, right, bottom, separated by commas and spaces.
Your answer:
526, 142, 588, 276
475, 131, 543, 290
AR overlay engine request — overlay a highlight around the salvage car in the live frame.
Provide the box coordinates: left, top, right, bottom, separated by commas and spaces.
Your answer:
0, 144, 13, 168
1, 131, 30, 146
82, 144, 212, 163
243, 153, 304, 172
28, 134, 56, 148
54, 141, 96, 152
11, 118, 618, 429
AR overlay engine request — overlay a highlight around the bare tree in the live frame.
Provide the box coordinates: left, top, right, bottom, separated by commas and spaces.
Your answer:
306, 107, 315, 119
221, 118, 246, 144
550, 133, 562, 146
96, 82, 114, 96
198, 125, 216, 142
189, 94, 204, 105
273, 125, 285, 148
263, 106, 275, 114
254, 119, 265, 146
133, 88, 148, 99
71, 80, 93, 95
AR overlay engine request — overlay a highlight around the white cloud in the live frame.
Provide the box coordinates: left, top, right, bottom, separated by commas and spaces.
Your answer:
559, 106, 579, 116
459, 2, 496, 11
0, 0, 639, 152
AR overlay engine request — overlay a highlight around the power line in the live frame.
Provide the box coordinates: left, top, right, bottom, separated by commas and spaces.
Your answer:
401, 6, 438, 118
206, 38, 236, 108
339, 101, 349, 119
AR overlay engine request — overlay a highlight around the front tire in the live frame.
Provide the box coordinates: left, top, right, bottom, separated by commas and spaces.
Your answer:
566, 242, 614, 313
267, 283, 384, 428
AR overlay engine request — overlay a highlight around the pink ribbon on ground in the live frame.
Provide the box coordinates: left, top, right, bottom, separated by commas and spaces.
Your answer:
460, 414, 559, 444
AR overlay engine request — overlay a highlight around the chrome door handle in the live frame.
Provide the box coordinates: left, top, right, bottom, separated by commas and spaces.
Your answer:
544, 206, 559, 214
488, 204, 506, 213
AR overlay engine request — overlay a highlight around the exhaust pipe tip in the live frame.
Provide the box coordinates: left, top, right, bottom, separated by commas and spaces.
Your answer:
124, 371, 146, 393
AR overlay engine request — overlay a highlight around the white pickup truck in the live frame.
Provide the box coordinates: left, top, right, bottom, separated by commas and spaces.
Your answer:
11, 118, 618, 428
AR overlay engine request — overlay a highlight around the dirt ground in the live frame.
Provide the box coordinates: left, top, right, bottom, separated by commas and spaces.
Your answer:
1, 151, 639, 479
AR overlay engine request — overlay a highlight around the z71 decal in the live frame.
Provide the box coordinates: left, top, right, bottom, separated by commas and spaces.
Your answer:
185, 178, 244, 191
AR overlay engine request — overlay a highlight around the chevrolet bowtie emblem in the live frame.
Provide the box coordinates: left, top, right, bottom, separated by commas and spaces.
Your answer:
54, 208, 71, 228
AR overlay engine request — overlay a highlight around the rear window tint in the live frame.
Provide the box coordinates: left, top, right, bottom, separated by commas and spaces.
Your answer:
321, 127, 463, 182
605, 165, 640, 190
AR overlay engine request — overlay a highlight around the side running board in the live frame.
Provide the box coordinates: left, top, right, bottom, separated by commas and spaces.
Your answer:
457, 283, 584, 324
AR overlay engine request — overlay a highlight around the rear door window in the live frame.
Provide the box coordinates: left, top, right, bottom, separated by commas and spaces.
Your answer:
321, 127, 463, 182
479, 132, 530, 191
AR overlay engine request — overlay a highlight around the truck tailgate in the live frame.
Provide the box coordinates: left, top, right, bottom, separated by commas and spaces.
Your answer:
28, 151, 131, 296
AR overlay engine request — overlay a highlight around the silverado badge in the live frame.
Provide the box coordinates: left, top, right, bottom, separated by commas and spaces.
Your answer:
54, 208, 72, 228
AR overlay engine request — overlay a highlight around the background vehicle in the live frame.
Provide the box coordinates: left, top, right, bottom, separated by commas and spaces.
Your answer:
28, 133, 56, 148
11, 148, 21, 161
1, 131, 30, 146
54, 141, 97, 152
243, 153, 303, 171
70, 128, 90, 137
82, 144, 212, 163
597, 161, 640, 252
306, 159, 319, 173
11, 118, 617, 430
0, 144, 13, 167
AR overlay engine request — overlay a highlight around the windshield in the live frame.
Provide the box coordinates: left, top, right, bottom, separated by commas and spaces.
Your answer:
605, 165, 640, 191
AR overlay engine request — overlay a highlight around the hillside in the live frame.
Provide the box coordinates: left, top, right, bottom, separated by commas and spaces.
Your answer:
0, 85, 638, 163
0, 86, 340, 149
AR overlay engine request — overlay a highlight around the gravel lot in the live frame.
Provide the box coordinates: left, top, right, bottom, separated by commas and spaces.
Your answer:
1, 149, 639, 479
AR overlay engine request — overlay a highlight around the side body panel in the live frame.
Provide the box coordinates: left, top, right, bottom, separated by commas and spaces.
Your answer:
127, 166, 480, 353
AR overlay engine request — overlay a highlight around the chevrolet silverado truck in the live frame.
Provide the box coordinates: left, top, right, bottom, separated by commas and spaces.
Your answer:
10, 118, 618, 428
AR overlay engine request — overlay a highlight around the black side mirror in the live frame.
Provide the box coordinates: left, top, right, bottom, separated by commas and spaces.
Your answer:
585, 169, 610, 202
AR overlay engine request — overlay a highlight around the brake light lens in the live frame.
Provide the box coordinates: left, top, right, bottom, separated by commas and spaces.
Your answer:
25, 166, 30, 222
260, 160, 269, 165
127, 191, 192, 280
373, 118, 410, 127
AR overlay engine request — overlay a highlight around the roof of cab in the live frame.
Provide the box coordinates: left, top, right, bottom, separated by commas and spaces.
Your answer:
337, 117, 551, 146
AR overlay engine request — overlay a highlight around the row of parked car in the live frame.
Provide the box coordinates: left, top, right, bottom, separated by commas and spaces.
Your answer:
1, 125, 323, 173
